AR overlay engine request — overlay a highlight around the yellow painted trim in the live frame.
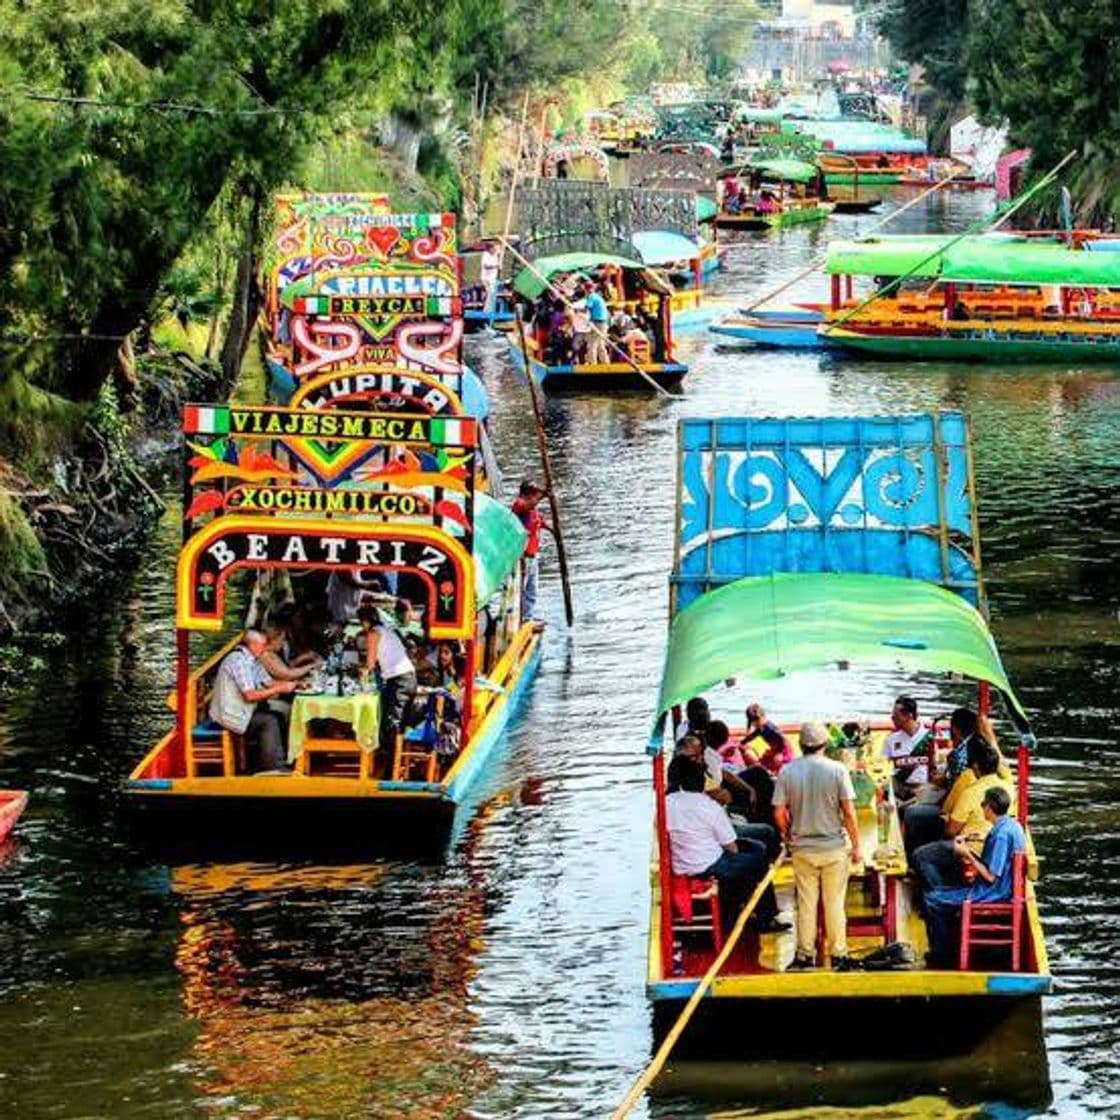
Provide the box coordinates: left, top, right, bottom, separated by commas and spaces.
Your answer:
131, 774, 440, 799
176, 515, 475, 637
440, 622, 541, 788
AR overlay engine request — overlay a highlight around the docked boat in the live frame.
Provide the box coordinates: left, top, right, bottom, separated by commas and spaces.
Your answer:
714, 159, 833, 231
645, 412, 1049, 1055
821, 233, 1120, 361
125, 402, 541, 853
631, 229, 722, 330
508, 252, 688, 392
0, 790, 28, 842
709, 313, 827, 349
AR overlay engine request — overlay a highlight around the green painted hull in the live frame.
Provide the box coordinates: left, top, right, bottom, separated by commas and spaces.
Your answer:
767, 205, 831, 228
828, 328, 1120, 364
824, 170, 902, 186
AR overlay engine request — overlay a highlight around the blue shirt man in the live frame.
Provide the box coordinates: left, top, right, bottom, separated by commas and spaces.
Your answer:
924, 786, 1025, 967
586, 288, 609, 324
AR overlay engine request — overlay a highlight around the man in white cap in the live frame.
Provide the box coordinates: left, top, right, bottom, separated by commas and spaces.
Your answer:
773, 720, 863, 970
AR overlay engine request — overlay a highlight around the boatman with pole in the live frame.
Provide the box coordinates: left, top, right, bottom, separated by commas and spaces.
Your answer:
511, 480, 552, 627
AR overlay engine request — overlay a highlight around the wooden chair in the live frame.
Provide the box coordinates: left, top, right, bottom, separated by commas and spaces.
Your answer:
297, 737, 371, 779
959, 851, 1026, 971
188, 721, 240, 777
627, 337, 652, 363
670, 874, 724, 952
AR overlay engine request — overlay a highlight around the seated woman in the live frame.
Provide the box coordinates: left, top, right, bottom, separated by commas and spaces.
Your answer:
429, 640, 465, 695
739, 703, 793, 772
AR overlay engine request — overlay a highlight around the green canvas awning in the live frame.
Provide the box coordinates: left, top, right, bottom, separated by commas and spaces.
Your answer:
512, 252, 650, 299
474, 492, 526, 603
826, 234, 1120, 288
742, 158, 819, 184
695, 195, 718, 223
653, 572, 1028, 741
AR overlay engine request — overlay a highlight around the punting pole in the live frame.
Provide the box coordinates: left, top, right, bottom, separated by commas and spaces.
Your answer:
611, 854, 786, 1120
496, 91, 531, 281
736, 169, 973, 318
515, 315, 575, 627
497, 238, 676, 400
822, 149, 1079, 336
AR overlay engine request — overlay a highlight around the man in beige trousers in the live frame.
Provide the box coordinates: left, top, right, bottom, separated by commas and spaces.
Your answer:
773, 721, 863, 971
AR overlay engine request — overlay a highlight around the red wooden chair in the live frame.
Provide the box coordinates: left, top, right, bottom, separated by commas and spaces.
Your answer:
670, 874, 724, 952
959, 851, 1026, 971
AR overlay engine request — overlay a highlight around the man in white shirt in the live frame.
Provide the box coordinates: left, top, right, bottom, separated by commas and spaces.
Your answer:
666, 756, 786, 932
358, 606, 418, 757
883, 694, 931, 795
209, 629, 297, 771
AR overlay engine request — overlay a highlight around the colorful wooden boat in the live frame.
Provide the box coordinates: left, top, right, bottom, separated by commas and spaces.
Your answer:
631, 229, 723, 331
821, 233, 1120, 362
645, 413, 1049, 1056
709, 314, 828, 349
509, 252, 688, 392
714, 158, 832, 230
125, 403, 541, 854
0, 790, 28, 842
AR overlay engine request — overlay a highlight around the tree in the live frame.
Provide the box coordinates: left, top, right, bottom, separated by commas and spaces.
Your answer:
967, 1, 1120, 223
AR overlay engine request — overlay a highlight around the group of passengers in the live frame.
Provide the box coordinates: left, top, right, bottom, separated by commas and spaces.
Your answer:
208, 577, 466, 776
665, 693, 1026, 971
526, 275, 659, 366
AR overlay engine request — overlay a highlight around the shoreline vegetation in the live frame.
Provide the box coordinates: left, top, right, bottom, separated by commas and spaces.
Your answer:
0, 0, 735, 657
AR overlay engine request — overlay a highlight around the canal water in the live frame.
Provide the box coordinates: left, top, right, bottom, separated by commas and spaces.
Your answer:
1, 192, 1118, 1118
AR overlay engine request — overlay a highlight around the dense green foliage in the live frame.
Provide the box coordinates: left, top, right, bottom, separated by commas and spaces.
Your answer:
879, 0, 1120, 222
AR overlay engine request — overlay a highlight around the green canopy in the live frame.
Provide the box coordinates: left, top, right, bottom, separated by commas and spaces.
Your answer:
742, 158, 820, 184
474, 492, 526, 603
826, 234, 1120, 288
653, 572, 1028, 739
512, 252, 649, 299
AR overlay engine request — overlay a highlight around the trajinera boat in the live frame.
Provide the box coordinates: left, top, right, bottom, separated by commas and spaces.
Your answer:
714, 159, 833, 230
631, 229, 722, 329
508, 252, 688, 392
821, 233, 1120, 361
125, 400, 542, 850
645, 412, 1049, 1057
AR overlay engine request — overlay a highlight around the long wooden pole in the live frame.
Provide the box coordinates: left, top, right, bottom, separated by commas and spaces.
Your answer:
498, 237, 676, 399
497, 92, 531, 274
515, 315, 575, 627
821, 148, 1078, 335
611, 854, 786, 1120
737, 168, 969, 317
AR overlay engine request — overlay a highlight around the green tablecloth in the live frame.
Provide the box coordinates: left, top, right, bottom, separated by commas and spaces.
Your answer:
288, 691, 381, 762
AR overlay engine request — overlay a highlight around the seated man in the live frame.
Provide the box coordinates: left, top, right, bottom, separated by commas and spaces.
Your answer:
740, 703, 793, 773
912, 740, 1011, 889
209, 629, 298, 772
666, 756, 786, 933
924, 786, 1025, 967
704, 721, 781, 861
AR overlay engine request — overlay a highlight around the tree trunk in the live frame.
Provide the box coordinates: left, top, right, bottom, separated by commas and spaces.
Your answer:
219, 182, 264, 393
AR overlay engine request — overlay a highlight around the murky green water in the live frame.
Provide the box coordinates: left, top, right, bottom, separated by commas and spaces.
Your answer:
1, 192, 1119, 1118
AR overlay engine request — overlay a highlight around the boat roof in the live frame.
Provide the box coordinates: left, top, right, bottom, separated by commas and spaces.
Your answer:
695, 195, 718, 222
512, 252, 655, 299
827, 234, 1120, 287
733, 157, 819, 183
631, 230, 701, 265
473, 493, 527, 603
651, 571, 1028, 742
789, 119, 926, 154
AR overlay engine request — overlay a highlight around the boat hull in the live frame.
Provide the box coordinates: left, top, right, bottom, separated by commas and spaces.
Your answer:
823, 170, 902, 187
0, 790, 28, 843
124, 627, 542, 856
826, 325, 1120, 363
710, 316, 829, 349
714, 205, 832, 231
508, 343, 687, 392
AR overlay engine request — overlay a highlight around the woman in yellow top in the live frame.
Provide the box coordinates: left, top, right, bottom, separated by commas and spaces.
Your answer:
912, 741, 1013, 890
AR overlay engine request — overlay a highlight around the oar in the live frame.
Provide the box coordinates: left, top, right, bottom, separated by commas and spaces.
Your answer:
611, 853, 787, 1120
822, 148, 1078, 336
515, 315, 575, 628
497, 237, 676, 400
734, 169, 971, 319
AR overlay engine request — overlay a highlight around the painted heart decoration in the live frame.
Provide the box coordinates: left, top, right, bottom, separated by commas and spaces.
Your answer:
366, 225, 401, 257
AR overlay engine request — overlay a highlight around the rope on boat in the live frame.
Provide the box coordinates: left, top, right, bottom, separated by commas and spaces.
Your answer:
820, 149, 1078, 336
736, 170, 970, 317
611, 853, 787, 1120
496, 237, 677, 399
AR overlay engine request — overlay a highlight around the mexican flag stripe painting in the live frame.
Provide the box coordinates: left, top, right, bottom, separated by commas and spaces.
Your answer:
183, 405, 230, 435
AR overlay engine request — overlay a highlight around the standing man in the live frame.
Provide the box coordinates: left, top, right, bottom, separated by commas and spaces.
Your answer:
510, 480, 552, 624
585, 281, 611, 365
358, 606, 418, 761
479, 240, 501, 321
209, 629, 298, 772
773, 721, 863, 971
